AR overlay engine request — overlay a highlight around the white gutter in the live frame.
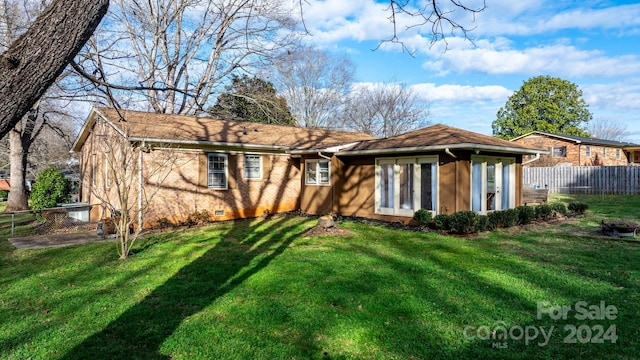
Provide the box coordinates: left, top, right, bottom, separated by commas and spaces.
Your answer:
317, 151, 332, 160
522, 153, 541, 165
128, 136, 292, 152
445, 148, 457, 158
337, 143, 547, 156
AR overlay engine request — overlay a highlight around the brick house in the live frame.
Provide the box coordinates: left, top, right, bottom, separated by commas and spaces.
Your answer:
72, 108, 545, 227
511, 131, 640, 166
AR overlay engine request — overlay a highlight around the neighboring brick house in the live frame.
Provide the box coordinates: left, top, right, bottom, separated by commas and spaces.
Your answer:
72, 107, 545, 227
511, 131, 640, 166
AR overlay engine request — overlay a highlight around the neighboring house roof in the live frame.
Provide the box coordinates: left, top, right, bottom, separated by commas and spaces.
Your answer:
510, 131, 640, 148
337, 124, 545, 156
0, 179, 10, 191
72, 107, 376, 152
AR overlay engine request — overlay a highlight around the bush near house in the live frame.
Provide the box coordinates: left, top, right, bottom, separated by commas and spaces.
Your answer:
431, 202, 588, 235
413, 209, 433, 226
29, 167, 71, 211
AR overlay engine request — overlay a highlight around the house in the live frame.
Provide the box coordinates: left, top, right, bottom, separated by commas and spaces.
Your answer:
510, 131, 640, 166
72, 108, 545, 226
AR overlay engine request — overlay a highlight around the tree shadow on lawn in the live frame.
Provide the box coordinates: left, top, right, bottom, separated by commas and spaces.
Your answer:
61, 215, 313, 360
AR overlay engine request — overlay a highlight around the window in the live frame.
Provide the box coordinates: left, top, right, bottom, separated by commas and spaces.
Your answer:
305, 159, 331, 185
603, 147, 607, 158
208, 153, 228, 189
551, 146, 567, 158
616, 149, 621, 160
244, 155, 262, 179
585, 146, 591, 158
471, 156, 516, 214
376, 157, 438, 216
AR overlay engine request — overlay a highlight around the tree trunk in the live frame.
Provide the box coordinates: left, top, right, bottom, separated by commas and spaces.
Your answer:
5, 126, 29, 211
0, 0, 109, 138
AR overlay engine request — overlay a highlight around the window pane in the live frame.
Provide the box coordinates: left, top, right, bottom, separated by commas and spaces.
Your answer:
399, 163, 413, 210
306, 162, 317, 184
502, 163, 510, 210
380, 164, 394, 208
319, 161, 330, 184
472, 162, 482, 212
486, 164, 496, 211
420, 163, 434, 210
208, 154, 227, 188
245, 155, 261, 179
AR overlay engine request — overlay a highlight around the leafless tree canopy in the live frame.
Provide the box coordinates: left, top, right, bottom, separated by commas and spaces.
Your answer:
0, 0, 485, 137
342, 83, 430, 138
268, 47, 354, 128
587, 118, 630, 142
74, 0, 300, 115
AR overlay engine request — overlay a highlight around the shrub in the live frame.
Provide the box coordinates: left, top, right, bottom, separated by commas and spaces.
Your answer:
0, 190, 8, 200
413, 209, 433, 226
568, 202, 589, 215
433, 214, 450, 231
535, 204, 553, 220
501, 209, 519, 228
476, 214, 492, 232
549, 202, 568, 217
516, 206, 536, 225
448, 211, 478, 234
487, 211, 502, 229
30, 167, 71, 211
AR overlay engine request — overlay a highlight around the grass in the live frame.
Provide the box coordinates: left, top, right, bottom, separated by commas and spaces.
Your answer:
1, 196, 639, 359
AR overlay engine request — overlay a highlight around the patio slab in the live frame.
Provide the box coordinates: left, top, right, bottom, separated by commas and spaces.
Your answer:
9, 232, 113, 249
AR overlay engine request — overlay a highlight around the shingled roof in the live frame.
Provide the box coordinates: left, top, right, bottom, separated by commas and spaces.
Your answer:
339, 124, 545, 155
511, 131, 640, 148
73, 108, 375, 152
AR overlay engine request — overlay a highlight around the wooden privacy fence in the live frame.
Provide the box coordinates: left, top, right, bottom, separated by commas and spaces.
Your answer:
523, 166, 640, 195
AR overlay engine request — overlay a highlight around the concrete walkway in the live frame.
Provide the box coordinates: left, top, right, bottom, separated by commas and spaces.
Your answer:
9, 232, 114, 249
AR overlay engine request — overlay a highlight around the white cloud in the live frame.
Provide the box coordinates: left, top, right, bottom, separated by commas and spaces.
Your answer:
422, 44, 640, 77
583, 80, 640, 110
410, 83, 511, 103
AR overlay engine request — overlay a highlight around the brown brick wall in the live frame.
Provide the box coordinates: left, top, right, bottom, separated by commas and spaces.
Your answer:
513, 135, 630, 166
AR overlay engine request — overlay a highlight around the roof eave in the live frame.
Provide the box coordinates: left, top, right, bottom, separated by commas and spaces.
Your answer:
128, 136, 293, 152
337, 143, 548, 156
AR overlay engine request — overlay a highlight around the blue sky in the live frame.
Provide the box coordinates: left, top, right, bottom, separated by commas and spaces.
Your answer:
298, 0, 640, 142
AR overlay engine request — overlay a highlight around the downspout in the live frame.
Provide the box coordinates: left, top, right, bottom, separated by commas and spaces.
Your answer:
522, 153, 541, 165
317, 151, 332, 160
138, 144, 143, 230
445, 148, 457, 159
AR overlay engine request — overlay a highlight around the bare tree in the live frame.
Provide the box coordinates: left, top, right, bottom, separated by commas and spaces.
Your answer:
73, 0, 300, 115
268, 47, 354, 128
343, 82, 430, 138
588, 118, 629, 142
0, 0, 484, 136
83, 119, 184, 259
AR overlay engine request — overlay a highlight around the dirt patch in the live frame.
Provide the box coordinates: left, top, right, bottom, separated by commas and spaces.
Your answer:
303, 225, 354, 238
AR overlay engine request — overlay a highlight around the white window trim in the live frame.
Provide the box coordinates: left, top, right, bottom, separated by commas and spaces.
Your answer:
243, 154, 262, 180
374, 156, 439, 217
585, 146, 591, 158
616, 149, 621, 160
208, 153, 228, 190
470, 156, 516, 214
305, 159, 331, 186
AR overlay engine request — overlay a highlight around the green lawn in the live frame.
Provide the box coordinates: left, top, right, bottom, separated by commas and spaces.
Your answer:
1, 196, 639, 359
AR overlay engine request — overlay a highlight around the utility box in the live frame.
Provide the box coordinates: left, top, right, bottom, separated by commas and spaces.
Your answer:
61, 202, 91, 222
